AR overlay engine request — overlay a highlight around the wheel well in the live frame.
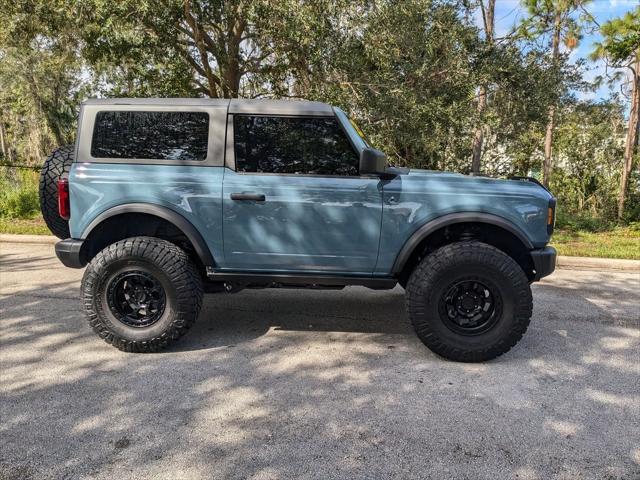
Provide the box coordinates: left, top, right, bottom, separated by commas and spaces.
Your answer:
397, 222, 535, 285
81, 213, 207, 276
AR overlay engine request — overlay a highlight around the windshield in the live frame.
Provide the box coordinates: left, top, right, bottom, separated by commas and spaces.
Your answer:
334, 108, 370, 152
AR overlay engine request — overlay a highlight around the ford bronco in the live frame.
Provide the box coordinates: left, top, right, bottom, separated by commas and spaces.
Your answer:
39, 98, 556, 361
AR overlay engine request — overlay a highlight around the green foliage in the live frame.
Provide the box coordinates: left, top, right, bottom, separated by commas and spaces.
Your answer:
591, 7, 640, 66
622, 167, 640, 222
555, 210, 617, 232
76, 0, 349, 99
0, 0, 89, 164
0, 0, 637, 226
482, 49, 585, 176
518, 0, 591, 49
78, 0, 199, 97
0, 169, 40, 219
310, 0, 482, 170
550, 100, 627, 219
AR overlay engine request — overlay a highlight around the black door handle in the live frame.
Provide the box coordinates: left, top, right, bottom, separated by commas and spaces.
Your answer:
230, 193, 266, 202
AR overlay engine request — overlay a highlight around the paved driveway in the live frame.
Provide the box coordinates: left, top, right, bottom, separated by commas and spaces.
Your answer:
1, 242, 639, 480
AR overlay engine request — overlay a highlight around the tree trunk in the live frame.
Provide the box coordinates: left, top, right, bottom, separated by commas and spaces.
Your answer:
0, 121, 9, 161
221, 13, 245, 98
182, 0, 246, 98
542, 9, 562, 188
471, 0, 495, 175
543, 103, 556, 186
184, 0, 221, 98
618, 57, 640, 220
471, 84, 487, 174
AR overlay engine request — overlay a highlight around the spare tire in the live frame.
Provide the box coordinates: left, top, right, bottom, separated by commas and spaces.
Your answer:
39, 145, 74, 239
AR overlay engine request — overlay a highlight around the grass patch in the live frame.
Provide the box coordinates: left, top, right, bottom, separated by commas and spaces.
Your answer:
0, 216, 50, 235
551, 226, 640, 260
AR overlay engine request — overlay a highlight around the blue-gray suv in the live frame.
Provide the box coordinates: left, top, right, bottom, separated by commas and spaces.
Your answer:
39, 98, 556, 361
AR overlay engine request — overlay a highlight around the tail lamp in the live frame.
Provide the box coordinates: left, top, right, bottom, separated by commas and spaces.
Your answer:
547, 198, 556, 235
57, 178, 70, 220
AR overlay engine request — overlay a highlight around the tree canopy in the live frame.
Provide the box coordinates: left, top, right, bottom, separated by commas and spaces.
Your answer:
0, 0, 638, 222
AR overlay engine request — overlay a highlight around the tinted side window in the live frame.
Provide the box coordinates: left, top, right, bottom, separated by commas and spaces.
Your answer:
234, 116, 358, 175
91, 111, 209, 160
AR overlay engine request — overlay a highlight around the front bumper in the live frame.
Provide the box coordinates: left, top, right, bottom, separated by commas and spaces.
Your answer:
55, 239, 86, 268
530, 246, 556, 281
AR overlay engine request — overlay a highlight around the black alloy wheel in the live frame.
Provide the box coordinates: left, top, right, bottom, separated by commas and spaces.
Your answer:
438, 279, 502, 335
107, 271, 167, 328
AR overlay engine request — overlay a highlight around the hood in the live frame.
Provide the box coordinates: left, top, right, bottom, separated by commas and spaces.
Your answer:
404, 169, 553, 197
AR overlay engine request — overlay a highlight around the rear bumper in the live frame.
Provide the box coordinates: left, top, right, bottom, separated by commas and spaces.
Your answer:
55, 239, 86, 268
530, 246, 556, 281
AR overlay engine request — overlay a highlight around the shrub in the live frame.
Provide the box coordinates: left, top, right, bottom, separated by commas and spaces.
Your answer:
0, 168, 40, 219
555, 210, 617, 232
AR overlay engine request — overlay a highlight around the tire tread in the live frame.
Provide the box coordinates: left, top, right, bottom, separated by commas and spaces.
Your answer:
39, 145, 74, 239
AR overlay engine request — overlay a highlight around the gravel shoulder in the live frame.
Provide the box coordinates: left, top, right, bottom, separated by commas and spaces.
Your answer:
1, 242, 639, 480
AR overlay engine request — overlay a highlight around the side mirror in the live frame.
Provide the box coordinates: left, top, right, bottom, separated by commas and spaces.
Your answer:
359, 147, 387, 175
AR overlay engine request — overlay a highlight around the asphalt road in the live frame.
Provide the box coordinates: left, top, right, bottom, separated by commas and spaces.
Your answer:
1, 242, 639, 480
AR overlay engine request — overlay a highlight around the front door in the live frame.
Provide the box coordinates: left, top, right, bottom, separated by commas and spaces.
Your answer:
221, 114, 383, 275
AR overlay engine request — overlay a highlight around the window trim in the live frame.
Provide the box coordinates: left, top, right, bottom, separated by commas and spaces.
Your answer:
226, 113, 362, 177
78, 105, 227, 167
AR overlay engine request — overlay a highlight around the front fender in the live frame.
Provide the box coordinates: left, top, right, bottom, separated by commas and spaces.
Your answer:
390, 212, 534, 275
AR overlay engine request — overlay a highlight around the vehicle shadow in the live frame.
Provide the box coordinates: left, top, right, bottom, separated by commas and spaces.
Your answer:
172, 286, 411, 352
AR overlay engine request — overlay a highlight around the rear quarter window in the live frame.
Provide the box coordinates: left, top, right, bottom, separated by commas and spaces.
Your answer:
91, 111, 209, 161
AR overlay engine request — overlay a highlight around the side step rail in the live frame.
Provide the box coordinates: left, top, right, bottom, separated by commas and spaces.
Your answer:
205, 268, 397, 290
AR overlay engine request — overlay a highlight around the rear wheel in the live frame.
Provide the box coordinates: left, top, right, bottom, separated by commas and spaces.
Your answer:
39, 145, 74, 239
405, 241, 532, 362
81, 237, 203, 352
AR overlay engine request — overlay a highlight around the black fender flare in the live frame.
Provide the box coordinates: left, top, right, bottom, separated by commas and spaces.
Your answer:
391, 212, 534, 275
81, 203, 215, 266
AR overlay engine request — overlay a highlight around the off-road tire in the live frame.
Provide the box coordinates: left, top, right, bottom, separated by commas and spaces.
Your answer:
406, 241, 533, 362
39, 145, 74, 239
81, 237, 203, 352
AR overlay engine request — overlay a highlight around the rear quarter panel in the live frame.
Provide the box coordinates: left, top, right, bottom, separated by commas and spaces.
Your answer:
68, 163, 224, 261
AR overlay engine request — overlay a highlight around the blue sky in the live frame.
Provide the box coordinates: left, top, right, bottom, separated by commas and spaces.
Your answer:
475, 0, 638, 102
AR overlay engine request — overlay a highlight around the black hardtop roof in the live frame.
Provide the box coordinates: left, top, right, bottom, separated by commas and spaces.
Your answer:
82, 98, 334, 116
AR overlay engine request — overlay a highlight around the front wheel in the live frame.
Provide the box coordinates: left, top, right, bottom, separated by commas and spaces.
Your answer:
405, 241, 532, 362
81, 237, 203, 352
